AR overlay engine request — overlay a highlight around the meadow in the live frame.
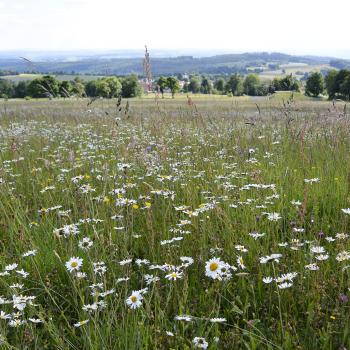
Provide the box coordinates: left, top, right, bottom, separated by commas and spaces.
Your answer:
258, 63, 331, 80
0, 95, 349, 349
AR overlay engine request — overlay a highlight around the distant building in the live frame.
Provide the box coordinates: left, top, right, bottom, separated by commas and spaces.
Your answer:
139, 78, 154, 93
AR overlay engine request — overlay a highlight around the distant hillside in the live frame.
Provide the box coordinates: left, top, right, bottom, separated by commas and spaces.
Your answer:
0, 52, 349, 76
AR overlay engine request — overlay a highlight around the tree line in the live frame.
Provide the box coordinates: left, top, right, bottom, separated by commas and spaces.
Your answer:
304, 70, 350, 100
1, 70, 350, 100
0, 74, 142, 99
159, 70, 350, 100
157, 73, 300, 97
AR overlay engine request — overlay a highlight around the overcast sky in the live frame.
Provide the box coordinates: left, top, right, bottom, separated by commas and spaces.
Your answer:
0, 0, 349, 58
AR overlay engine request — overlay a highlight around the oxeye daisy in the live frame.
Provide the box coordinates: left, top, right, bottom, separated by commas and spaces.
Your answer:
126, 291, 143, 309
263, 276, 273, 284
65, 257, 83, 273
315, 254, 329, 261
193, 337, 208, 349
205, 257, 224, 279
266, 212, 281, 221
310, 246, 325, 254
22, 249, 37, 257
29, 318, 44, 324
174, 315, 192, 322
336, 251, 350, 261
78, 237, 93, 251
165, 270, 183, 280
5, 263, 18, 271
180, 256, 194, 267
205, 258, 235, 280
210, 317, 226, 323
278, 282, 293, 289
305, 263, 319, 271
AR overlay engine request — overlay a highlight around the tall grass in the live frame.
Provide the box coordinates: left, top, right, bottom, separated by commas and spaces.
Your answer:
0, 96, 349, 349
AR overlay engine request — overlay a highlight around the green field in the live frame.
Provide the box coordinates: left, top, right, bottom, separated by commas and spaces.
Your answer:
259, 63, 332, 80
0, 97, 349, 349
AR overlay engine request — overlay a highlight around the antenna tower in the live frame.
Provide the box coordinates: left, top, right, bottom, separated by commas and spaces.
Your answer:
143, 45, 153, 92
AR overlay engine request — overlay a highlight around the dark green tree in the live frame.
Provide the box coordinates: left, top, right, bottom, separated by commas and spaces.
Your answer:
40, 75, 60, 97
166, 77, 180, 98
14, 81, 29, 98
71, 81, 86, 97
225, 74, 243, 96
27, 76, 60, 98
200, 77, 212, 94
214, 78, 225, 93
60, 81, 73, 97
325, 69, 338, 99
96, 79, 111, 98
182, 82, 189, 93
340, 75, 350, 100
273, 74, 300, 92
121, 74, 142, 98
27, 78, 45, 98
334, 70, 350, 98
305, 72, 324, 97
244, 74, 260, 96
85, 80, 98, 97
188, 76, 201, 93
0, 79, 15, 98
156, 76, 168, 98
105, 77, 122, 97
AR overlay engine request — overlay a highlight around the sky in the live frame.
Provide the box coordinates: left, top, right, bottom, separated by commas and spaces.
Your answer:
0, 0, 349, 58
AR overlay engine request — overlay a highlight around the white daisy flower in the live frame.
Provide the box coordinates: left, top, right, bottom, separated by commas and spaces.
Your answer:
305, 263, 319, 271
126, 291, 143, 309
165, 270, 183, 280
310, 246, 325, 254
65, 257, 83, 273
315, 254, 329, 261
266, 212, 281, 221
78, 237, 93, 251
193, 337, 208, 349
29, 318, 44, 324
22, 250, 37, 257
205, 258, 223, 279
263, 276, 273, 284
210, 317, 226, 323
174, 315, 192, 322
5, 263, 18, 271
278, 282, 293, 289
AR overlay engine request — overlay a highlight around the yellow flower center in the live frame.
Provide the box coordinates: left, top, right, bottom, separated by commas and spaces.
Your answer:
131, 296, 137, 303
210, 262, 218, 271
71, 261, 78, 268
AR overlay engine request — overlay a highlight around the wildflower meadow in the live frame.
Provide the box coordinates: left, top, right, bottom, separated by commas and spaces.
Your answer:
0, 95, 349, 349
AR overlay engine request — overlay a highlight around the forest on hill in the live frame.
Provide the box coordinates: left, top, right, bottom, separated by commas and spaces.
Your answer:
1, 52, 349, 76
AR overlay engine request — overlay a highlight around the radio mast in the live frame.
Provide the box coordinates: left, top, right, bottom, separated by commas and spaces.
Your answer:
143, 45, 153, 93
